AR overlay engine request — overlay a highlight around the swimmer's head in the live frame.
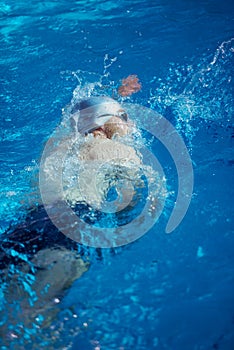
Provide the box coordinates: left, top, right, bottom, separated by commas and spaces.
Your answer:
71, 96, 128, 136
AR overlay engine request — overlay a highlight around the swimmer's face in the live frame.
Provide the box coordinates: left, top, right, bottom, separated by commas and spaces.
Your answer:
92, 128, 107, 138
102, 116, 129, 139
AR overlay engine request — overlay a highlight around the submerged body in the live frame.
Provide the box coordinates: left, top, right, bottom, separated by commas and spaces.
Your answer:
0, 204, 89, 346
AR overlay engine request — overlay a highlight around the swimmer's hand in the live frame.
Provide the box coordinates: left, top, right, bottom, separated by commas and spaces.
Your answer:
118, 75, 142, 97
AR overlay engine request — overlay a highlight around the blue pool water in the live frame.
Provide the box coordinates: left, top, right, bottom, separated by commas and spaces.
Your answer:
0, 1, 234, 349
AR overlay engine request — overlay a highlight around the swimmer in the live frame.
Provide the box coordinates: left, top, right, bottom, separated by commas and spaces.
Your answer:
0, 94, 142, 345
0, 75, 162, 346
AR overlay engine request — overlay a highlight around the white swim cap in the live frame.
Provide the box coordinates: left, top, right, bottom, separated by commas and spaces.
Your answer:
71, 96, 128, 135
